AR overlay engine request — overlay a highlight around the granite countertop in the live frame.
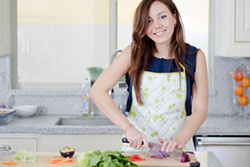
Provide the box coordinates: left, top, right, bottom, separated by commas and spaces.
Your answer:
1, 114, 250, 135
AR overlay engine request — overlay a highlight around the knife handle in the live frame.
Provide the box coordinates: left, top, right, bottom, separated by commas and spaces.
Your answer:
121, 137, 144, 145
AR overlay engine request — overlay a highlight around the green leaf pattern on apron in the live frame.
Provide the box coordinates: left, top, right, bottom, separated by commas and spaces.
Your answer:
172, 126, 176, 131
176, 88, 183, 98
154, 98, 160, 104
153, 114, 164, 122
180, 111, 186, 119
151, 131, 158, 137
169, 104, 176, 110
128, 111, 136, 118
166, 74, 171, 82
148, 76, 153, 81
143, 87, 150, 98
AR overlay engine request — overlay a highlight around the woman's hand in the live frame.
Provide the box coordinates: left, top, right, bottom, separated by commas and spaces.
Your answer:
158, 137, 184, 153
125, 125, 149, 149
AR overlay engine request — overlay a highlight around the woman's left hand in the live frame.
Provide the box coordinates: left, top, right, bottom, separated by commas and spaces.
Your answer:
158, 137, 184, 153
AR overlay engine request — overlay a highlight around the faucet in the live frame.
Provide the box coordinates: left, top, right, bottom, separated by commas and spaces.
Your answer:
110, 49, 122, 65
109, 49, 122, 98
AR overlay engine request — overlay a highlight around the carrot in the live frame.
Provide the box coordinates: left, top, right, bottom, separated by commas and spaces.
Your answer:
2, 161, 18, 166
50, 159, 62, 164
49, 157, 73, 164
57, 157, 73, 164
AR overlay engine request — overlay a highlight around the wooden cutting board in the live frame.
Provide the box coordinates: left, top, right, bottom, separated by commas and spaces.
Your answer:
124, 152, 200, 167
0, 152, 200, 167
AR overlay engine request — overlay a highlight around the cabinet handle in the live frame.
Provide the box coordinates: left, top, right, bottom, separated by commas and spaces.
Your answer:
0, 145, 11, 151
197, 139, 250, 146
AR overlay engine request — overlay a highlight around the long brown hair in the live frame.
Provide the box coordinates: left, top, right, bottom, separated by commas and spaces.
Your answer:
129, 0, 196, 104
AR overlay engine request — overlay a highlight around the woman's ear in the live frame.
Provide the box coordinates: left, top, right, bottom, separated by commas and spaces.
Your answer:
173, 13, 177, 26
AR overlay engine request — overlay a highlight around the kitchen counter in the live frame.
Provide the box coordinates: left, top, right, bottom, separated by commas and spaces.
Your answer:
0, 114, 250, 135
0, 151, 223, 167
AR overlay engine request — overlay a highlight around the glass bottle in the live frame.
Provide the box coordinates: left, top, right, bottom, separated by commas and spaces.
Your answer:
81, 77, 91, 116
231, 61, 250, 118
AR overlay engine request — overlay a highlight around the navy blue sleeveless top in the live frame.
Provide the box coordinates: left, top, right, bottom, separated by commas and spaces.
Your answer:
125, 45, 197, 116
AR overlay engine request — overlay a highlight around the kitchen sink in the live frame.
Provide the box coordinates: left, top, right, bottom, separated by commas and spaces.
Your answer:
55, 117, 114, 126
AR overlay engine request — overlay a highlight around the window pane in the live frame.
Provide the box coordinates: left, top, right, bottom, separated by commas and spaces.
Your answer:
117, 0, 141, 49
17, 0, 109, 86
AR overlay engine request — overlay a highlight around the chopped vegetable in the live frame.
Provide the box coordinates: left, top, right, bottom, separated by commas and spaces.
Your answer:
149, 145, 169, 158
126, 154, 145, 161
49, 157, 73, 164
181, 152, 190, 163
11, 151, 37, 162
2, 161, 18, 166
60, 146, 75, 158
77, 150, 138, 167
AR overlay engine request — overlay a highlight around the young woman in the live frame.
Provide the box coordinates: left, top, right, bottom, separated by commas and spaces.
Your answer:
90, 0, 208, 153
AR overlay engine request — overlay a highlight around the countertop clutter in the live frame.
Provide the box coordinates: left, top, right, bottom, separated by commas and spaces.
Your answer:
0, 151, 223, 167
0, 114, 250, 135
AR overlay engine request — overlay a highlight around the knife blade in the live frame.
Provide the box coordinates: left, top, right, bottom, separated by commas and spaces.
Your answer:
121, 137, 183, 158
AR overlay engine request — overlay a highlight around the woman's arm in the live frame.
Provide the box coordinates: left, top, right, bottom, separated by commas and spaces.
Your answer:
90, 45, 132, 131
160, 50, 208, 152
89, 45, 149, 149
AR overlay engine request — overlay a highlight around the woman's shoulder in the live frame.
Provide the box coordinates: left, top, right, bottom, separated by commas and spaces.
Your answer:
184, 44, 198, 63
185, 44, 198, 55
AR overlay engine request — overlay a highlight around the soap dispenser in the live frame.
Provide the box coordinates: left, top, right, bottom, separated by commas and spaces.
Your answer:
81, 77, 91, 116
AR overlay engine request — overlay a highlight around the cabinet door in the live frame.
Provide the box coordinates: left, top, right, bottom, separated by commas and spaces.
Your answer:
0, 0, 10, 56
0, 138, 38, 151
212, 0, 250, 57
235, 0, 250, 41
39, 134, 122, 152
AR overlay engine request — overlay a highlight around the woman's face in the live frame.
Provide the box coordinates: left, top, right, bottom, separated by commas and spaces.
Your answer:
146, 1, 176, 45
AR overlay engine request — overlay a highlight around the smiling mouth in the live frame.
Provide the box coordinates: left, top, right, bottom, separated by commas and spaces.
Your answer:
153, 29, 167, 36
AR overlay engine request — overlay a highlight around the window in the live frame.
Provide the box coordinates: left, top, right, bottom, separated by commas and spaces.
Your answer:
12, 0, 209, 89
16, 0, 110, 88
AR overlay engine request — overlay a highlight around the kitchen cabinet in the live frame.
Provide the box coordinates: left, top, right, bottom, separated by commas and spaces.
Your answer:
0, 0, 10, 56
0, 134, 38, 151
211, 0, 250, 57
39, 134, 122, 152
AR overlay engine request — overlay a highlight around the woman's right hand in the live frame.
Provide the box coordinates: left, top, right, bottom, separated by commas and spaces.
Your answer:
125, 125, 149, 149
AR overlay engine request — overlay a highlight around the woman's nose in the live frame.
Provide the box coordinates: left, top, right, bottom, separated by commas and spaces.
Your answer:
153, 20, 161, 29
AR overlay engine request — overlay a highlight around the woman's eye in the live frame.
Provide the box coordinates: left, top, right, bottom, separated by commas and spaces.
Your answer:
148, 19, 153, 23
160, 15, 167, 19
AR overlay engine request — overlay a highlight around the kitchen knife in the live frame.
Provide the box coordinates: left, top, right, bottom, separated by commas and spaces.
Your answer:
121, 137, 183, 158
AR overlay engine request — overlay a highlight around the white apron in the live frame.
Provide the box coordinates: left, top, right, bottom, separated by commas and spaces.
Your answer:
121, 63, 195, 152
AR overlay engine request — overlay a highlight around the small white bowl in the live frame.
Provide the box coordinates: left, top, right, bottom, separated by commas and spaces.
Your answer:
13, 105, 38, 117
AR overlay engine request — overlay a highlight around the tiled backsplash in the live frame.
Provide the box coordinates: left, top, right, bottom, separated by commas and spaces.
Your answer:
1, 56, 250, 116
208, 56, 250, 115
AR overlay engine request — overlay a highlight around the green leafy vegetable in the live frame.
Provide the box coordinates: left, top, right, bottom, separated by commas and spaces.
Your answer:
12, 151, 37, 162
77, 150, 138, 167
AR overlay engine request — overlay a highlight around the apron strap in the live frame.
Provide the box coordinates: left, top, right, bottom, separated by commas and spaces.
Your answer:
178, 62, 186, 73
178, 62, 186, 89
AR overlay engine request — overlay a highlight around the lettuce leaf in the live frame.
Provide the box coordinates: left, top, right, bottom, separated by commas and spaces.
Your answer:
12, 151, 37, 162
78, 150, 138, 167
